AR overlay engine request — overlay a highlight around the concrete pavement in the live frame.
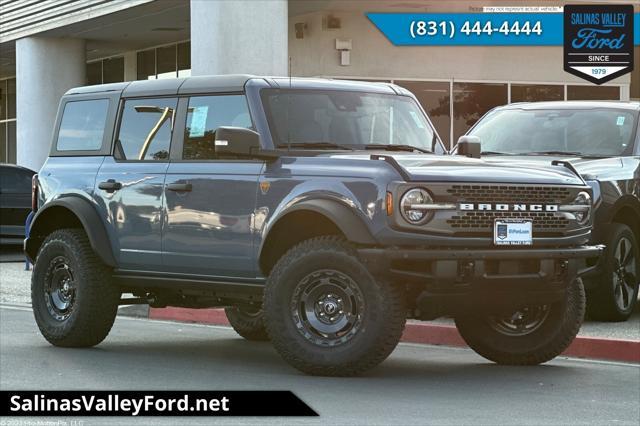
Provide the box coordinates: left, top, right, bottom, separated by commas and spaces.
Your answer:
1, 305, 639, 426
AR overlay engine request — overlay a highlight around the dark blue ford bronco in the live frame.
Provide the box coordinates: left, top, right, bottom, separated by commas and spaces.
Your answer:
26, 76, 602, 376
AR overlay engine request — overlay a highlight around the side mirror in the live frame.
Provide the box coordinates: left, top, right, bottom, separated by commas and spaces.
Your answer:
214, 127, 260, 158
457, 136, 481, 159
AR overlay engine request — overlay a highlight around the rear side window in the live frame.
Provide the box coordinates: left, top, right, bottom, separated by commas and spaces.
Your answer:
115, 97, 177, 161
56, 99, 109, 151
183, 95, 252, 160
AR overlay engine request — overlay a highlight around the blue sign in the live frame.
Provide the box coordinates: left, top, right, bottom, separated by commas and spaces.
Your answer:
367, 12, 640, 46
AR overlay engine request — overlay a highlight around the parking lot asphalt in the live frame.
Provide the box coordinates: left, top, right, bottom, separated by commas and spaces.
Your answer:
1, 305, 639, 426
2, 256, 638, 341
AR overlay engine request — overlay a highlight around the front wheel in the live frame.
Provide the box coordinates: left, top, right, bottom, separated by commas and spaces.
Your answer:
263, 237, 406, 376
455, 278, 586, 365
31, 229, 120, 347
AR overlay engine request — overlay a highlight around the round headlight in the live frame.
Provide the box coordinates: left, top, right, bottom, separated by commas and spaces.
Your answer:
400, 188, 433, 224
573, 191, 591, 224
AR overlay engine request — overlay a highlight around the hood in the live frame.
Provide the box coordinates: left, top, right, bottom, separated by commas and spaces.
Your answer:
480, 154, 624, 180
330, 152, 585, 185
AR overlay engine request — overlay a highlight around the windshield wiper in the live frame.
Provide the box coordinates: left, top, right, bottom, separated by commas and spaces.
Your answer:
277, 141, 353, 150
529, 151, 583, 156
480, 151, 516, 155
362, 144, 431, 154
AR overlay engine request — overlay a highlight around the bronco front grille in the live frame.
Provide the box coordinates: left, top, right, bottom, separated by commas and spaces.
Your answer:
447, 211, 570, 230
447, 185, 571, 204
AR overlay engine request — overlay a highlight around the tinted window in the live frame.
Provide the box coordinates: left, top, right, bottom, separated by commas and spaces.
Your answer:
56, 99, 109, 151
396, 80, 451, 148
511, 84, 564, 102
567, 86, 620, 100
0, 167, 33, 193
115, 98, 176, 161
183, 95, 252, 160
452, 83, 507, 145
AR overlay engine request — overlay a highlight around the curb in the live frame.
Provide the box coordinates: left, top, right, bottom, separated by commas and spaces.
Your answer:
149, 307, 640, 364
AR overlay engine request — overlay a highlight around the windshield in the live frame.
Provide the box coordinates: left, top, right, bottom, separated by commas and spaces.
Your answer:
469, 108, 637, 156
261, 89, 436, 151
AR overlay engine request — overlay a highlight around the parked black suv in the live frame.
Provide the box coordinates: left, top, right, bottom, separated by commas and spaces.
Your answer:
465, 101, 639, 321
25, 76, 602, 376
0, 164, 35, 244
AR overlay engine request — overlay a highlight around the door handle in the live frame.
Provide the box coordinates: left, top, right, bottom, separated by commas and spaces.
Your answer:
98, 179, 122, 192
166, 183, 192, 192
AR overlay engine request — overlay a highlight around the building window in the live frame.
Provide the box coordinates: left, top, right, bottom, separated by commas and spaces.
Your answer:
452, 82, 507, 146
0, 78, 16, 163
567, 85, 620, 100
137, 48, 157, 80
178, 42, 191, 77
511, 84, 564, 102
136, 42, 191, 80
395, 80, 450, 148
86, 57, 124, 85
103, 57, 124, 83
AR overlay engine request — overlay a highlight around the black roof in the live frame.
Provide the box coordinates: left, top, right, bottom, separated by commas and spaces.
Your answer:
64, 75, 405, 97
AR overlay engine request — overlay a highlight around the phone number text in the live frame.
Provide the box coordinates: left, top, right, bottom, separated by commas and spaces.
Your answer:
409, 20, 543, 39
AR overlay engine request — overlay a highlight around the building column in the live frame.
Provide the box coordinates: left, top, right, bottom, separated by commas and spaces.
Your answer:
190, 0, 288, 76
16, 37, 85, 171
123, 51, 137, 81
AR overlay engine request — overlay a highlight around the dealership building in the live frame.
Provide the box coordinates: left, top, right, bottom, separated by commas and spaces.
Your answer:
0, 0, 638, 171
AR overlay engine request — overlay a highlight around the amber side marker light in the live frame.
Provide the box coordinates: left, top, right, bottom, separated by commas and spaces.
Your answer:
386, 192, 393, 216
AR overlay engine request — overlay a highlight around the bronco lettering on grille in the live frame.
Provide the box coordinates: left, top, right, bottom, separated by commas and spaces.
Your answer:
459, 203, 559, 212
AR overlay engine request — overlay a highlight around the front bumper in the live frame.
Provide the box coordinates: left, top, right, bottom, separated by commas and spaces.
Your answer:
358, 245, 604, 319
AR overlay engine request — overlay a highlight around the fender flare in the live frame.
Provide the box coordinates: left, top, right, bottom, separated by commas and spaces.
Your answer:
264, 198, 377, 247
26, 197, 117, 267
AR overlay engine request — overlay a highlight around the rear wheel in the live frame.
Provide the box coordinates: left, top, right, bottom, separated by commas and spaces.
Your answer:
263, 237, 406, 376
31, 229, 120, 347
224, 306, 269, 341
455, 278, 585, 365
586, 223, 639, 322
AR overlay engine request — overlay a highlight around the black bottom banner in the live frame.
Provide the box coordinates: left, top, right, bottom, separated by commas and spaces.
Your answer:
1, 390, 318, 417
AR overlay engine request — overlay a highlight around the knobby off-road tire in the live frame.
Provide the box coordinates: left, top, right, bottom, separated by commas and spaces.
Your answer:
455, 278, 586, 365
586, 223, 639, 322
31, 228, 120, 347
224, 306, 270, 341
263, 237, 406, 376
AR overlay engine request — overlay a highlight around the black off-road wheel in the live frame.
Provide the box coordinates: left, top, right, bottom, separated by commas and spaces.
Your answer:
455, 278, 586, 365
263, 237, 406, 376
586, 223, 639, 322
31, 229, 120, 347
224, 306, 269, 341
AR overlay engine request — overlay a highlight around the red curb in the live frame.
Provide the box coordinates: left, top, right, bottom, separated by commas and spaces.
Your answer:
149, 307, 640, 364
150, 307, 229, 325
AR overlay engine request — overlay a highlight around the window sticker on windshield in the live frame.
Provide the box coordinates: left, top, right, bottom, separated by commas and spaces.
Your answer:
616, 116, 625, 126
189, 106, 209, 137
409, 111, 425, 129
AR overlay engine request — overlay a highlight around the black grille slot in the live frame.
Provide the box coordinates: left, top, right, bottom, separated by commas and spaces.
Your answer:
447, 185, 571, 203
447, 211, 570, 230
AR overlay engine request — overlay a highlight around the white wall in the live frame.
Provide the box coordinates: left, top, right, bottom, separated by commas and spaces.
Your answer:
288, 11, 631, 86
16, 37, 85, 171
191, 0, 288, 76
